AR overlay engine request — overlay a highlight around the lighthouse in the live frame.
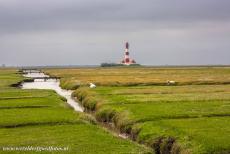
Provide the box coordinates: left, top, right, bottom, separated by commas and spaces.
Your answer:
121, 42, 136, 65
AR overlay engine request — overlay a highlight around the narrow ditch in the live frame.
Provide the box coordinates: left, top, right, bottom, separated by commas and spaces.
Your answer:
20, 69, 181, 154
20, 70, 83, 112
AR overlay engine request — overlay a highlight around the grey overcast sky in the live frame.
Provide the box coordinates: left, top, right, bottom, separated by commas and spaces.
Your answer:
0, 0, 230, 66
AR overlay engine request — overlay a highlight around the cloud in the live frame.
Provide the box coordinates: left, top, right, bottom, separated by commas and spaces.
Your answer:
0, 0, 230, 66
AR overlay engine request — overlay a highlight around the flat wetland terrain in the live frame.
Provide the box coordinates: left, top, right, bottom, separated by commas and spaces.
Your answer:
0, 67, 229, 154
45, 66, 230, 154
0, 69, 150, 154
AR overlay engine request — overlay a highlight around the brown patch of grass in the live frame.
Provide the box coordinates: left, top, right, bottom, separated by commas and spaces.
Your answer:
45, 67, 230, 87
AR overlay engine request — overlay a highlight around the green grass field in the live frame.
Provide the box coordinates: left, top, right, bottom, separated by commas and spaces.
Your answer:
45, 67, 230, 154
0, 69, 151, 154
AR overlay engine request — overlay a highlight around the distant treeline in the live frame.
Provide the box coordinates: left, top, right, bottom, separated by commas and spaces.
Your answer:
100, 63, 141, 67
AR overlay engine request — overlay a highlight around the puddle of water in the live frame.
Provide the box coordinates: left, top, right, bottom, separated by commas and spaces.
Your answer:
21, 72, 83, 112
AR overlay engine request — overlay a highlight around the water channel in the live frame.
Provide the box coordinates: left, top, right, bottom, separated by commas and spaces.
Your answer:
21, 70, 128, 139
21, 71, 83, 112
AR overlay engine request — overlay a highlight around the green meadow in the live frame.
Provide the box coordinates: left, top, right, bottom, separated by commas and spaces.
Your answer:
0, 69, 150, 154
92, 85, 230, 153
45, 67, 230, 154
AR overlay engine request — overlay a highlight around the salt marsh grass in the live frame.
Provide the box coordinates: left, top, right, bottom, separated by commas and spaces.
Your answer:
45, 66, 230, 153
0, 68, 150, 154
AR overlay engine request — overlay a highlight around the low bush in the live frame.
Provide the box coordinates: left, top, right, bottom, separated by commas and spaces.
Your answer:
82, 96, 98, 111
95, 107, 116, 122
113, 110, 134, 133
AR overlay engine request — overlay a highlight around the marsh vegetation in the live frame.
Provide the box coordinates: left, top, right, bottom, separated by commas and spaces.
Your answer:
0, 69, 150, 154
45, 67, 230, 154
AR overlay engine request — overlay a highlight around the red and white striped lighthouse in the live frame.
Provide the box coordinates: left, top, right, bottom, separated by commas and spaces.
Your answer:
121, 42, 136, 65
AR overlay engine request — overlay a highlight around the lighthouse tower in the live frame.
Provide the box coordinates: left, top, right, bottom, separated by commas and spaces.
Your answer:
121, 42, 136, 65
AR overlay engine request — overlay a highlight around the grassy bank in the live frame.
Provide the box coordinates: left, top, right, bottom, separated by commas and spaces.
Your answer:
45, 67, 230, 154
0, 68, 151, 154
